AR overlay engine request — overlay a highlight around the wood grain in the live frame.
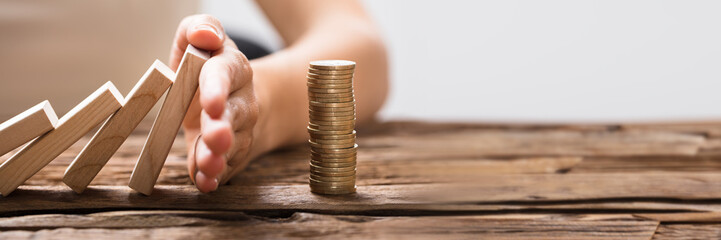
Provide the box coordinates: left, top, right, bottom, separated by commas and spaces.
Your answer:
5, 173, 721, 214
5, 119, 721, 238
0, 212, 658, 240
0, 82, 123, 196
652, 224, 721, 240
0, 100, 58, 156
63, 60, 174, 194
129, 45, 209, 195
635, 212, 721, 223
360, 128, 704, 158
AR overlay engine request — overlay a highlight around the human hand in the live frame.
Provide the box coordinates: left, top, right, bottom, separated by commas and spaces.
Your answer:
168, 14, 259, 193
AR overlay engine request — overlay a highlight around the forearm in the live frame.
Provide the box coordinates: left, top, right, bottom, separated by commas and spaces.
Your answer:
250, 17, 388, 154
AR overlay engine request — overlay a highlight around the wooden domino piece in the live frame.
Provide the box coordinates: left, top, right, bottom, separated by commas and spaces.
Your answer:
0, 101, 58, 157
0, 82, 123, 197
63, 61, 174, 193
129, 45, 209, 195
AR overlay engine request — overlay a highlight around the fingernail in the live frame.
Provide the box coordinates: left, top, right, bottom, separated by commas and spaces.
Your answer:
210, 177, 219, 191
194, 24, 223, 39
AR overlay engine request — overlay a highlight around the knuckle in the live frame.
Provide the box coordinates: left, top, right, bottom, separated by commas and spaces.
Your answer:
236, 134, 252, 150
225, 49, 253, 83
246, 100, 259, 126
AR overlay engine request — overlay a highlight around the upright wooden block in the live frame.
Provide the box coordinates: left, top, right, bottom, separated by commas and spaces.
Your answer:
0, 82, 123, 196
0, 101, 58, 156
129, 45, 209, 195
63, 61, 174, 193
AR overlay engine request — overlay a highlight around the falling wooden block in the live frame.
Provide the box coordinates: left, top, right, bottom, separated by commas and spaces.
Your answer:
129, 45, 209, 195
0, 101, 58, 157
63, 61, 175, 193
0, 82, 123, 197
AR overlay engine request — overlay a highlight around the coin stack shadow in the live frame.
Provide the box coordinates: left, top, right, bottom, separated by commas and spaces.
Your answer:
307, 60, 357, 195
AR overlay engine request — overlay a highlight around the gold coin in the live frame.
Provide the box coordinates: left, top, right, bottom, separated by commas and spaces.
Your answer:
307, 82, 353, 89
309, 141, 355, 149
309, 178, 356, 186
310, 148, 357, 155
309, 105, 355, 112
307, 78, 353, 85
307, 80, 353, 86
310, 183, 356, 190
309, 60, 356, 70
307, 78, 353, 84
310, 169, 356, 177
310, 174, 355, 182
310, 119, 356, 126
309, 131, 356, 140
310, 159, 356, 167
310, 144, 357, 154
308, 97, 355, 103
308, 68, 355, 75
310, 163, 356, 172
310, 137, 355, 144
308, 87, 353, 94
309, 122, 355, 130
307, 127, 355, 135
311, 146, 356, 154
310, 114, 355, 121
309, 125, 354, 132
310, 146, 357, 155
309, 114, 356, 120
309, 182, 356, 190
307, 73, 354, 80
309, 108, 355, 115
308, 123, 354, 131
310, 182, 356, 191
309, 118, 355, 125
308, 120, 355, 131
311, 158, 356, 165
309, 182, 356, 191
310, 154, 357, 162
310, 185, 356, 195
309, 110, 355, 117
309, 101, 355, 108
308, 91, 354, 98
311, 159, 355, 165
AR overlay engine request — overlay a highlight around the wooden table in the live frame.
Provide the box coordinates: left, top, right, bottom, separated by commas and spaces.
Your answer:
3, 120, 721, 239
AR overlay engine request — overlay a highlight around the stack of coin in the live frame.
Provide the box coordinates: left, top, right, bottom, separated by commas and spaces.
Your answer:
307, 60, 357, 195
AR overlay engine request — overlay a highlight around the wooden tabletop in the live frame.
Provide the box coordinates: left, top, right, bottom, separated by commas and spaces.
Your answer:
2, 120, 721, 239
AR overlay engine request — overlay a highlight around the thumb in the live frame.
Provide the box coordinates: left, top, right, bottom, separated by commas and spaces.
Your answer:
186, 15, 226, 51
169, 14, 226, 70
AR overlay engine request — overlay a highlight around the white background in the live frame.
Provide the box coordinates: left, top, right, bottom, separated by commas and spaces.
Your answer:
204, 0, 721, 123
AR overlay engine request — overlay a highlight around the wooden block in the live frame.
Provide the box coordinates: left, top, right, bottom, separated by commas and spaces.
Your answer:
0, 101, 58, 156
63, 61, 174, 193
0, 82, 123, 197
128, 45, 209, 195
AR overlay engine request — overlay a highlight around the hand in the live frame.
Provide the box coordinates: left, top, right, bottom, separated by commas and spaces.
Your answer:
168, 14, 259, 193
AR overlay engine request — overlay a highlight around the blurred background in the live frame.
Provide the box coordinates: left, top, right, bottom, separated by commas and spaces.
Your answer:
1, 0, 720, 123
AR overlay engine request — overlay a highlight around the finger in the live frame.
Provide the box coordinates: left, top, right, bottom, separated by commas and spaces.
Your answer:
186, 132, 201, 184
195, 136, 226, 178
169, 14, 226, 71
198, 47, 252, 118
213, 91, 259, 184
195, 171, 219, 193
186, 15, 225, 50
201, 109, 234, 155
219, 134, 253, 184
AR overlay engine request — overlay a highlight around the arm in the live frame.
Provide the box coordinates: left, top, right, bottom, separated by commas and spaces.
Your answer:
171, 0, 388, 193
253, 0, 389, 153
